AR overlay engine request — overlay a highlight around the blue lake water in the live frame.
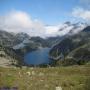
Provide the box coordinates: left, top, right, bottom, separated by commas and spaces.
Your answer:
24, 48, 51, 65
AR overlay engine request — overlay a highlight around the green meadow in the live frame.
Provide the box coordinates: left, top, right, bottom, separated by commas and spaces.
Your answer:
0, 64, 90, 90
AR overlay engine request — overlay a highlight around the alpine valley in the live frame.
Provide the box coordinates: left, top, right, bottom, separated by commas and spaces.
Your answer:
0, 22, 90, 67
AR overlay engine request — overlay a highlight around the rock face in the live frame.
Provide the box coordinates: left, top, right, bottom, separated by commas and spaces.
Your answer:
49, 26, 90, 65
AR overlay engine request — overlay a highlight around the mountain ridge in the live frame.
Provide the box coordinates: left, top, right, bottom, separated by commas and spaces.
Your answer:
0, 22, 89, 66
49, 26, 90, 66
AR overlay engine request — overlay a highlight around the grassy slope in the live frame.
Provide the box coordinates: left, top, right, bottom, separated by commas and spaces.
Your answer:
66, 43, 90, 58
0, 65, 90, 90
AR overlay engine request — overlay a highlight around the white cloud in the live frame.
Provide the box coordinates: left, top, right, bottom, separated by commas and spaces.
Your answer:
0, 10, 63, 38
45, 24, 73, 37
45, 25, 60, 34
0, 10, 47, 37
0, 11, 32, 32
0, 10, 86, 38
72, 7, 90, 21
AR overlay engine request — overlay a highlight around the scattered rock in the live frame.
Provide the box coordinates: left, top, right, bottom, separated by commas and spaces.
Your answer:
26, 71, 31, 76
39, 72, 44, 76
32, 71, 35, 75
56, 86, 62, 90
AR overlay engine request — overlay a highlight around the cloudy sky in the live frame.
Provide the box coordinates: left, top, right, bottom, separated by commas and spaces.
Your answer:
0, 0, 90, 37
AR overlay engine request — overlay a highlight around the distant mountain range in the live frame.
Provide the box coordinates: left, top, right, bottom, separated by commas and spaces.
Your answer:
45, 21, 87, 37
0, 22, 90, 66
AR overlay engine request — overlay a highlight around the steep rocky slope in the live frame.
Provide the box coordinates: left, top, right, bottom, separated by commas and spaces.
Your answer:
49, 26, 90, 65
